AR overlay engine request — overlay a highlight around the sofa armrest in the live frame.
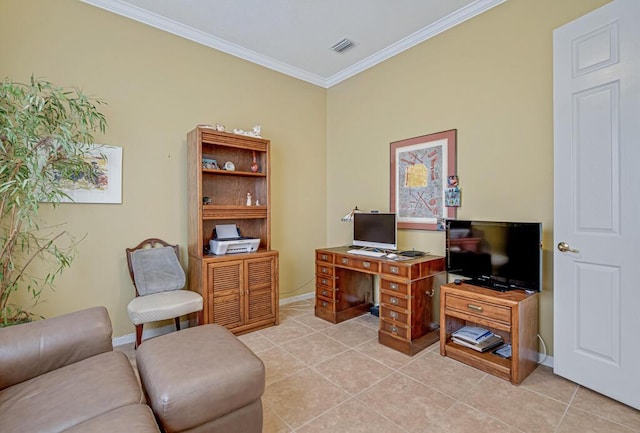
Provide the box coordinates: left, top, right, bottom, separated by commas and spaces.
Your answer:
0, 306, 114, 390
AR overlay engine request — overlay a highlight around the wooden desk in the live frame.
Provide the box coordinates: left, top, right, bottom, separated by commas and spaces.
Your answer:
439, 283, 539, 384
315, 247, 445, 356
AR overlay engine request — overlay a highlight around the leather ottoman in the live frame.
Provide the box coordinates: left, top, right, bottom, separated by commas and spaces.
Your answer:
136, 324, 265, 433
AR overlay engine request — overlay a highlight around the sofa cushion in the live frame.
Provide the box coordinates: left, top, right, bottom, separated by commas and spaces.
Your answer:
0, 351, 144, 433
62, 404, 160, 433
0, 306, 113, 390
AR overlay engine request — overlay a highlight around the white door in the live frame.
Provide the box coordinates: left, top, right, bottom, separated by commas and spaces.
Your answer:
553, 0, 640, 410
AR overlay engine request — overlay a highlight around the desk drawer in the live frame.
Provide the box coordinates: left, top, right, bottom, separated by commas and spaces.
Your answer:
379, 306, 409, 325
381, 262, 408, 278
316, 264, 334, 277
380, 278, 409, 295
316, 286, 335, 299
380, 291, 409, 310
380, 318, 409, 340
316, 251, 334, 264
316, 275, 334, 289
316, 297, 335, 312
336, 255, 380, 272
446, 293, 511, 323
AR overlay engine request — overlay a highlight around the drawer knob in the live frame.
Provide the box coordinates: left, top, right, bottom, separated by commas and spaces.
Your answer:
322, 290, 328, 296
322, 279, 328, 285
390, 266, 399, 274
390, 311, 398, 320
321, 254, 328, 260
467, 303, 484, 312
363, 261, 370, 268
390, 283, 398, 290
322, 301, 328, 307
390, 326, 398, 333
341, 258, 349, 265
321, 267, 328, 273
390, 297, 398, 305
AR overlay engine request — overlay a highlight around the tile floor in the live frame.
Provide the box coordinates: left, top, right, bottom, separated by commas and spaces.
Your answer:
116, 298, 640, 433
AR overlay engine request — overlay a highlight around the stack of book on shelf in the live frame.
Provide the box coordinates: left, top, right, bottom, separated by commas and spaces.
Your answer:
451, 326, 503, 352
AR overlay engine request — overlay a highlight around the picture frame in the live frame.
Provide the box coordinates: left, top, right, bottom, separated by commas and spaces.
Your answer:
390, 129, 456, 230
60, 144, 123, 204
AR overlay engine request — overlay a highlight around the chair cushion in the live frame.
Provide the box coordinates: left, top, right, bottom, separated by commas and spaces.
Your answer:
127, 290, 203, 325
0, 351, 144, 433
131, 247, 185, 295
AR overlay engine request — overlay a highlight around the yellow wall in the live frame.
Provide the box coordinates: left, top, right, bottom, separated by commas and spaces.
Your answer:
0, 0, 327, 337
0, 0, 610, 352
327, 0, 610, 354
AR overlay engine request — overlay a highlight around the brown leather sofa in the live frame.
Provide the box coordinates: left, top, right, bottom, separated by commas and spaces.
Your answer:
0, 307, 160, 433
0, 306, 267, 433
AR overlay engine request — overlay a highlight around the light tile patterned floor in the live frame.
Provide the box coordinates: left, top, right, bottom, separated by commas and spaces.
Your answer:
116, 299, 640, 433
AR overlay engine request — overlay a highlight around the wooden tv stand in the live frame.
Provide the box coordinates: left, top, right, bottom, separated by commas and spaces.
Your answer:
315, 247, 445, 356
439, 282, 539, 384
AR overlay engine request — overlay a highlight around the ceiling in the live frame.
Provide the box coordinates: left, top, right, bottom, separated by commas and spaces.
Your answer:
81, 0, 506, 88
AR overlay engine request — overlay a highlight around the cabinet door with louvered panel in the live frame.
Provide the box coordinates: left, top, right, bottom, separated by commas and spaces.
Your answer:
245, 255, 277, 324
207, 260, 244, 328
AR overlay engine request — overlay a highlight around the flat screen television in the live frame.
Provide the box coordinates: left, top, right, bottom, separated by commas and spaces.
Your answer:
446, 220, 542, 292
353, 213, 397, 250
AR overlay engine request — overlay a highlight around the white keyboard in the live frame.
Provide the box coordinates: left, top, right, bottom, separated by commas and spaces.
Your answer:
347, 249, 386, 258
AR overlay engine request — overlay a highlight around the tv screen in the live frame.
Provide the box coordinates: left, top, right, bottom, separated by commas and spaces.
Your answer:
446, 220, 542, 292
353, 213, 397, 250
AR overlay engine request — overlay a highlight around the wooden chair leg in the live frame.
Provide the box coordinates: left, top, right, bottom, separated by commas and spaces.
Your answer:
135, 324, 143, 349
174, 317, 181, 331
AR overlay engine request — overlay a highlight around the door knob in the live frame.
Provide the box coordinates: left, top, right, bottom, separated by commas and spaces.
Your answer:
557, 242, 579, 253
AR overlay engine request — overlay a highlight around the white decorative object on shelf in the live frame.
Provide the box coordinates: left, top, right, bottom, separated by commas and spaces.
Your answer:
255, 200, 260, 206
215, 123, 225, 131
246, 193, 252, 206
232, 125, 262, 138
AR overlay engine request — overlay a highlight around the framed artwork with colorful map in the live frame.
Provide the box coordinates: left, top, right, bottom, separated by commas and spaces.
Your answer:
390, 130, 456, 230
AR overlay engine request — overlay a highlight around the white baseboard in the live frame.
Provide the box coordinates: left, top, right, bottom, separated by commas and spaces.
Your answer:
539, 353, 554, 368
279, 292, 315, 305
112, 319, 192, 347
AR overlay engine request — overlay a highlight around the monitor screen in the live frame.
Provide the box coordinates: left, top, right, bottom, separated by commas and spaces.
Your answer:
353, 213, 397, 250
446, 220, 542, 292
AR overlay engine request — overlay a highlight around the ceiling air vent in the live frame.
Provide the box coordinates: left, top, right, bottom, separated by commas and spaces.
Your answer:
330, 38, 356, 54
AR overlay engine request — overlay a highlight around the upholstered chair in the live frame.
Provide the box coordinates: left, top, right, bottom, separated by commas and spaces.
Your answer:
125, 238, 203, 348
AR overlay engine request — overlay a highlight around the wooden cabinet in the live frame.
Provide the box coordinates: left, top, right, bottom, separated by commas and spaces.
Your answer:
439, 283, 539, 384
198, 252, 278, 333
187, 127, 278, 334
315, 247, 445, 356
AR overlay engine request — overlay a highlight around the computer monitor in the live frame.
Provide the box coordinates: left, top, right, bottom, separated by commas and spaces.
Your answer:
352, 213, 397, 250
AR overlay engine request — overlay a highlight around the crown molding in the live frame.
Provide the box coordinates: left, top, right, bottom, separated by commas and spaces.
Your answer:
325, 0, 507, 87
80, 0, 328, 86
81, 0, 506, 88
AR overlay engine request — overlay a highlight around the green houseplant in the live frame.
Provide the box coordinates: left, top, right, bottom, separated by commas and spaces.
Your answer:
0, 76, 107, 326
